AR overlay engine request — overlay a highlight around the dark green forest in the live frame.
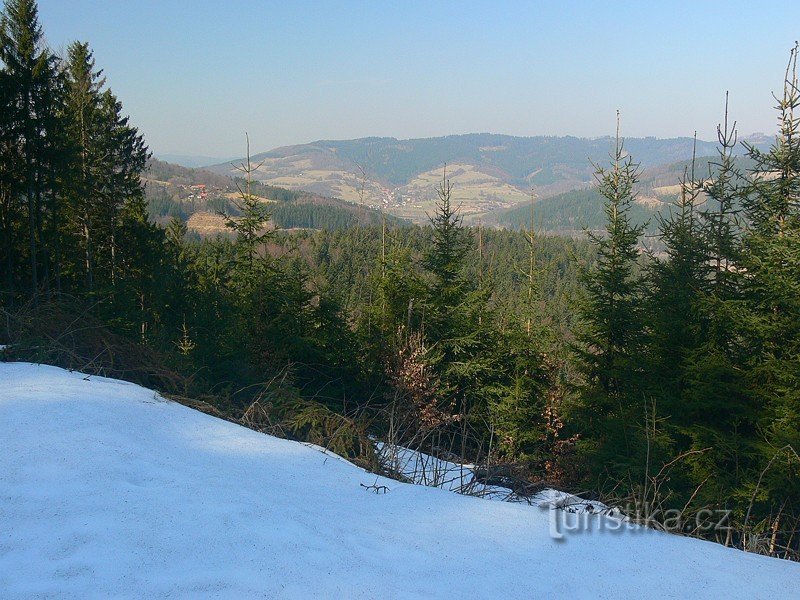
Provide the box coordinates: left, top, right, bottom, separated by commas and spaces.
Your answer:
2, 0, 798, 560
496, 186, 659, 235
493, 154, 761, 236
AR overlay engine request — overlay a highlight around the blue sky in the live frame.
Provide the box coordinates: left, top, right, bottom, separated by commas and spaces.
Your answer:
36, 0, 800, 157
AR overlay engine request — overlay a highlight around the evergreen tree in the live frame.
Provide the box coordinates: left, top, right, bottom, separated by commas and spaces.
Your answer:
417, 169, 503, 457
0, 43, 20, 295
61, 41, 155, 333
422, 169, 473, 342
0, 0, 63, 297
221, 135, 272, 283
62, 41, 105, 291
680, 105, 752, 506
573, 119, 647, 482
488, 194, 560, 464
645, 143, 708, 437
368, 234, 425, 342
737, 46, 800, 517
98, 87, 150, 289
422, 171, 480, 391
701, 96, 743, 295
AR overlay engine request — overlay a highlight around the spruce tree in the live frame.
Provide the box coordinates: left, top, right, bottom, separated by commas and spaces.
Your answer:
574, 117, 647, 481
0, 45, 19, 295
488, 193, 558, 463
63, 41, 105, 292
738, 46, 800, 511
701, 96, 743, 295
0, 0, 62, 297
645, 141, 709, 436
422, 168, 473, 344
61, 40, 156, 334
98, 88, 150, 288
679, 104, 752, 506
420, 168, 496, 453
221, 135, 272, 284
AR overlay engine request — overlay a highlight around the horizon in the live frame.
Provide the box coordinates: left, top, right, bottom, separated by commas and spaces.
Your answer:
157, 129, 767, 168
37, 1, 799, 157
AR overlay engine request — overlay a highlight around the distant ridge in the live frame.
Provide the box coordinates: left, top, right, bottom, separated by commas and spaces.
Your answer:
156, 154, 235, 169
205, 133, 740, 222
143, 157, 403, 236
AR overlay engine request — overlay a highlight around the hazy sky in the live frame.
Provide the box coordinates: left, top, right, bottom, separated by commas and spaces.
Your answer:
36, 0, 799, 158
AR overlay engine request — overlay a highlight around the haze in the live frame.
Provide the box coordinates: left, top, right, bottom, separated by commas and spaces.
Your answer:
37, 0, 800, 158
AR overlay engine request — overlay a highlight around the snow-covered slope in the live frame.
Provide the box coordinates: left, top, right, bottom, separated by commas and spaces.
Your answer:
376, 441, 605, 512
1, 363, 797, 598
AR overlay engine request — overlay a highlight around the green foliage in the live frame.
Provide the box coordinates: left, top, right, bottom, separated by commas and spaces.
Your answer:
0, 0, 65, 296
735, 47, 800, 514
219, 145, 273, 281
422, 172, 475, 339
498, 187, 659, 235
571, 129, 648, 483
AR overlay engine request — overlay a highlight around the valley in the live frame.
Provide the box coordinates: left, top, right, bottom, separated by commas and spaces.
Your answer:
200, 133, 765, 225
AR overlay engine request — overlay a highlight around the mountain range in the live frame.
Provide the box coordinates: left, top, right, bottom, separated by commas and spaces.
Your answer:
201, 133, 769, 222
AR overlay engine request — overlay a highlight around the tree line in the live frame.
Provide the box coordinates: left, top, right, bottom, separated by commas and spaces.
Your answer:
1, 0, 160, 335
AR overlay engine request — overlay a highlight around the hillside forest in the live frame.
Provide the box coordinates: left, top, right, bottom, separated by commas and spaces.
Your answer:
1, 0, 799, 560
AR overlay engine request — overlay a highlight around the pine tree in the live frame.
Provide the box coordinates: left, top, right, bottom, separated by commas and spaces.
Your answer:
63, 41, 105, 292
221, 134, 272, 283
646, 141, 707, 423
739, 46, 800, 485
574, 116, 647, 481
0, 0, 63, 297
422, 167, 473, 343
679, 104, 753, 505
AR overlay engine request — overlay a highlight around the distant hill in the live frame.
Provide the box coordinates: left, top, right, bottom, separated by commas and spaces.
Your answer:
156, 154, 234, 168
206, 134, 737, 222
492, 188, 660, 237
488, 153, 757, 236
143, 158, 402, 236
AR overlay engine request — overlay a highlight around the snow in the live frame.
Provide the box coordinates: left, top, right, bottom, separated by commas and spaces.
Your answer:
376, 441, 606, 512
1, 362, 797, 598
376, 440, 511, 496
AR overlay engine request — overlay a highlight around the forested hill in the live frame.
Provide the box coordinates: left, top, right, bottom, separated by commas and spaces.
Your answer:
493, 188, 657, 236
213, 134, 722, 186
490, 153, 760, 235
144, 158, 405, 235
204, 133, 769, 222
